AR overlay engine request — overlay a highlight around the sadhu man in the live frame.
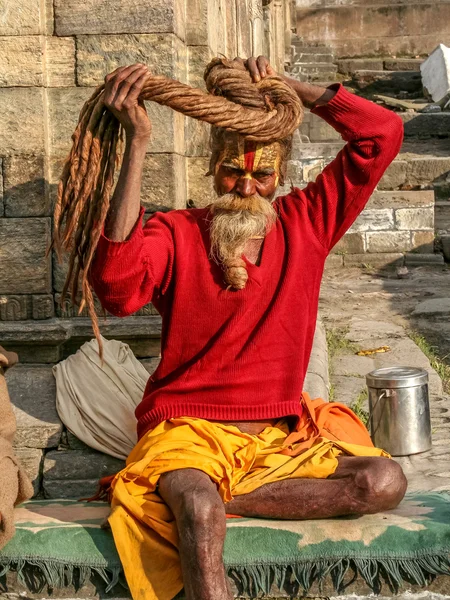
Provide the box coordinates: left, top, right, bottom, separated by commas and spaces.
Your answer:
90, 56, 407, 600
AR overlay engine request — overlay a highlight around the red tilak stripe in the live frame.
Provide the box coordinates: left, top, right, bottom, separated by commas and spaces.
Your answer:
244, 141, 257, 172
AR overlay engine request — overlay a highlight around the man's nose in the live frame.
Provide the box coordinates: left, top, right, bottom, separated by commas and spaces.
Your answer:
236, 175, 255, 197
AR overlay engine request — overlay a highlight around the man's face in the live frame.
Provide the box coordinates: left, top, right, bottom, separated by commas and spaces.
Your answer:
213, 137, 281, 200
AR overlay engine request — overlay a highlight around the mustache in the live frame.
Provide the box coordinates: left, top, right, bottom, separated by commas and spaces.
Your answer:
211, 192, 274, 215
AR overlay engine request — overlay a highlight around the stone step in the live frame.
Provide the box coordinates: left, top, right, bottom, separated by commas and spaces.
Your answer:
292, 52, 334, 64
353, 70, 423, 94
0, 316, 162, 363
435, 200, 450, 232
384, 58, 423, 72
292, 62, 337, 73
338, 58, 423, 76
401, 112, 450, 139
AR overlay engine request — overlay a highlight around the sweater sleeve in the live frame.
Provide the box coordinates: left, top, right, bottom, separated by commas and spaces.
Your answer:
90, 208, 174, 317
288, 84, 404, 251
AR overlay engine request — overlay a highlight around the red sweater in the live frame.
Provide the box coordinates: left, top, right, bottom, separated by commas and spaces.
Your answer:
91, 85, 403, 438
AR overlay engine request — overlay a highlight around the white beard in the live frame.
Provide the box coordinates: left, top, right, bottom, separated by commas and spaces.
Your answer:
209, 193, 277, 289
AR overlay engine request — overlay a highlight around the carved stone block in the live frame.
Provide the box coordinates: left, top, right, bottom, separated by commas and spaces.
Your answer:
32, 295, 55, 320
0, 0, 41, 35
3, 155, 49, 217
0, 218, 52, 294
0, 36, 43, 87
54, 0, 185, 39
0, 88, 45, 155
0, 296, 30, 321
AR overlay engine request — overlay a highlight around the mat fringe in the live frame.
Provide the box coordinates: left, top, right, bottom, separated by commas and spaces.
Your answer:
0, 559, 121, 593
1, 555, 450, 596
226, 554, 450, 596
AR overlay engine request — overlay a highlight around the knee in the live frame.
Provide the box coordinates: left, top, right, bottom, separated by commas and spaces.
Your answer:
177, 487, 226, 537
355, 458, 407, 513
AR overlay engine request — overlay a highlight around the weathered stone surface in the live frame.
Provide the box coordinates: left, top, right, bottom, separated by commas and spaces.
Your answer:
324, 253, 343, 269
396, 207, 434, 231
333, 354, 375, 378
44, 37, 76, 87
124, 338, 161, 358
0, 296, 30, 321
15, 447, 43, 496
296, 3, 450, 58
337, 58, 383, 75
46, 87, 97, 156
0, 36, 43, 86
187, 157, 215, 208
6, 365, 62, 449
367, 190, 434, 210
55, 0, 186, 38
331, 232, 365, 254
332, 375, 366, 408
185, 45, 213, 157
141, 357, 161, 375
384, 58, 423, 72
405, 253, 444, 266
435, 201, 450, 232
0, 0, 41, 35
291, 141, 344, 160
349, 208, 394, 232
413, 298, 450, 316
377, 160, 407, 190
76, 33, 186, 86
353, 70, 422, 94
142, 154, 186, 211
366, 231, 411, 253
308, 113, 341, 143
442, 235, 450, 261
344, 252, 404, 268
43, 449, 125, 498
406, 157, 450, 187
302, 159, 324, 183
185, 0, 208, 45
402, 113, 450, 139
0, 158, 3, 216
3, 156, 49, 217
32, 295, 55, 319
1, 297, 31, 323
0, 88, 44, 155
147, 103, 185, 155
411, 231, 435, 253
0, 218, 51, 294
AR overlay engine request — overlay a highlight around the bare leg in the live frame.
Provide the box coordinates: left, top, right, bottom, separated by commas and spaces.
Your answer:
159, 468, 232, 600
226, 456, 407, 519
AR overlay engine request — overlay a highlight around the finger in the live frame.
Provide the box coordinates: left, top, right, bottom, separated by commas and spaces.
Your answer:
104, 64, 144, 106
256, 55, 268, 78
233, 56, 245, 65
112, 66, 148, 110
104, 63, 143, 85
122, 70, 151, 108
246, 56, 260, 82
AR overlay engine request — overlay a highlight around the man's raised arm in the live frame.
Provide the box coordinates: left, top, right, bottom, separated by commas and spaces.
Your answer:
90, 64, 174, 317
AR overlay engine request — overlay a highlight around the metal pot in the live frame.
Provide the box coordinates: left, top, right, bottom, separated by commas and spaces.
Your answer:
366, 366, 431, 456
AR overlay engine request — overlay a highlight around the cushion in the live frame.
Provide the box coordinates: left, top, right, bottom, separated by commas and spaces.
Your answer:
1, 492, 450, 596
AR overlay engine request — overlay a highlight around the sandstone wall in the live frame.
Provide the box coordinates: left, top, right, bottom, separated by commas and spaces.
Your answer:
295, 0, 450, 58
0, 0, 291, 327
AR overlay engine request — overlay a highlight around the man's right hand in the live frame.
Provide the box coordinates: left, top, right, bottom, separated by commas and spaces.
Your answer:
104, 64, 152, 143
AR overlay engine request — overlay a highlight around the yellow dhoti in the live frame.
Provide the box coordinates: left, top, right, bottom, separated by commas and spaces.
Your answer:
108, 394, 388, 600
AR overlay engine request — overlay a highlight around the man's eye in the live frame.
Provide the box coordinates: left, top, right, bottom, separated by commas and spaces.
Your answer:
254, 172, 273, 179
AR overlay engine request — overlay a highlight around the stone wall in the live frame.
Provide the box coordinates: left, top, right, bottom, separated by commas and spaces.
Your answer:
0, 0, 292, 330
295, 0, 450, 59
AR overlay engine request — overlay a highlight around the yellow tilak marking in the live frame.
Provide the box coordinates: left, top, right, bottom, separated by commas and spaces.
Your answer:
243, 172, 253, 180
253, 144, 264, 170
